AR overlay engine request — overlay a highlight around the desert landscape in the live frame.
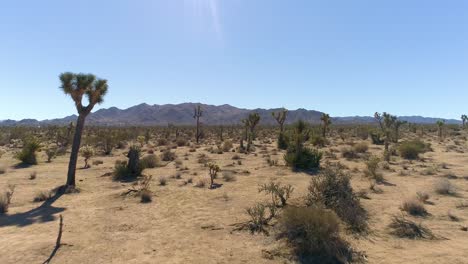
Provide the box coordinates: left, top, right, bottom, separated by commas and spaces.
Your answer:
1, 107, 468, 263
1, 1, 467, 263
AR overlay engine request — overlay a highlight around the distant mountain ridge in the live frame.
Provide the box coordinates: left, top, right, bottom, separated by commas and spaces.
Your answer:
0, 103, 462, 126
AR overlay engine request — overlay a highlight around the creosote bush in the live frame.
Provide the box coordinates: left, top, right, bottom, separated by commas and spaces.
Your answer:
141, 154, 160, 168
398, 140, 430, 160
364, 155, 383, 182
401, 198, 427, 216
278, 206, 355, 263
434, 179, 456, 195
389, 215, 434, 239
307, 163, 367, 232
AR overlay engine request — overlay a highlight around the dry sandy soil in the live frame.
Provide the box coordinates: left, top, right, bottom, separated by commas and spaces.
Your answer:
1, 135, 468, 264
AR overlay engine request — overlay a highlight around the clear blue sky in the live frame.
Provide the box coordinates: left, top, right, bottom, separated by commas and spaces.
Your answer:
1, 0, 467, 120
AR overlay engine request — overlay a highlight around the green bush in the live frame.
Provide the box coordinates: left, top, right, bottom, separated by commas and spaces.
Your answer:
16, 139, 41, 165
284, 147, 322, 170
398, 140, 430, 160
307, 163, 368, 232
310, 135, 327, 147
277, 133, 288, 150
278, 206, 353, 263
370, 132, 384, 145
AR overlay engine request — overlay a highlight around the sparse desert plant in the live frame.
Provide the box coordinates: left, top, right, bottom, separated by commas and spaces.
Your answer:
141, 154, 160, 168
401, 198, 427, 216
353, 142, 368, 153
29, 171, 37, 180
140, 189, 152, 203
258, 181, 294, 207
398, 140, 429, 160
60, 72, 108, 187
374, 112, 399, 161
193, 104, 203, 144
416, 192, 430, 203
80, 145, 94, 169
124, 175, 153, 203
320, 113, 332, 139
0, 185, 15, 214
194, 178, 207, 188
364, 155, 383, 182
208, 162, 220, 189
33, 190, 51, 202
158, 176, 167, 186
16, 138, 41, 165
45, 146, 57, 162
284, 120, 322, 170
389, 215, 434, 239
222, 171, 236, 182
341, 147, 358, 160
0, 166, 5, 174
434, 179, 456, 195
272, 108, 288, 150
222, 140, 233, 152
436, 120, 445, 140
307, 163, 367, 232
242, 113, 261, 152
92, 160, 104, 166
310, 134, 327, 147
278, 206, 355, 263
161, 149, 177, 161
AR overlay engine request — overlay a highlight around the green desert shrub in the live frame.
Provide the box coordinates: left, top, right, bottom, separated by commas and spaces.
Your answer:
364, 155, 383, 182
278, 206, 354, 263
398, 140, 430, 160
370, 132, 384, 145
16, 138, 41, 165
310, 135, 327, 147
277, 133, 288, 150
284, 147, 322, 171
307, 163, 367, 232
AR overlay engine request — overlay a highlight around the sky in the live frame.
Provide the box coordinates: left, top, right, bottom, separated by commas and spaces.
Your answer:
0, 0, 467, 120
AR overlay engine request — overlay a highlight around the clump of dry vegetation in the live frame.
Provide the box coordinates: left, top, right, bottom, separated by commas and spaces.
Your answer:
307, 163, 368, 232
0, 185, 15, 214
389, 215, 434, 239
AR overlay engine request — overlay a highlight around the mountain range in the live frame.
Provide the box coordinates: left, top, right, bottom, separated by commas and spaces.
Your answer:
0, 103, 461, 126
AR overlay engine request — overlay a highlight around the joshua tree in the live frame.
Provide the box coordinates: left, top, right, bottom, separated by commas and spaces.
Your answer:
374, 112, 397, 162
320, 113, 332, 138
60, 72, 108, 187
436, 120, 445, 141
193, 104, 203, 144
393, 120, 407, 143
272, 108, 288, 149
208, 162, 220, 189
271, 108, 288, 132
462, 115, 468, 129
242, 113, 261, 151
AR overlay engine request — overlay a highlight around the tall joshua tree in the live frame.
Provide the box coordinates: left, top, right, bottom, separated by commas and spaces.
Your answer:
374, 112, 397, 162
393, 120, 407, 143
272, 108, 288, 133
272, 108, 288, 149
436, 120, 445, 141
242, 113, 261, 152
462, 115, 468, 129
60, 72, 108, 187
193, 104, 203, 144
320, 113, 332, 138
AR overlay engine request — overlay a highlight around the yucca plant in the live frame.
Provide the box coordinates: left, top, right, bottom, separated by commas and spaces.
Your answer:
60, 72, 108, 187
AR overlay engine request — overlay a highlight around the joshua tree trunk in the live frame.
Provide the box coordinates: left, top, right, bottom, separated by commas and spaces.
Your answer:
66, 114, 86, 187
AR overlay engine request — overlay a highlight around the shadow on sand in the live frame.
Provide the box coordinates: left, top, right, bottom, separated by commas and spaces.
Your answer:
0, 189, 66, 228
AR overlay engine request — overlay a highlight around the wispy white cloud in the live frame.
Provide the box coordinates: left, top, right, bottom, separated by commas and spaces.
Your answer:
184, 0, 222, 38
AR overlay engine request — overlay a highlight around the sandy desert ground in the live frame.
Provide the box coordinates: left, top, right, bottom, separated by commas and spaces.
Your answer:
1, 132, 468, 264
